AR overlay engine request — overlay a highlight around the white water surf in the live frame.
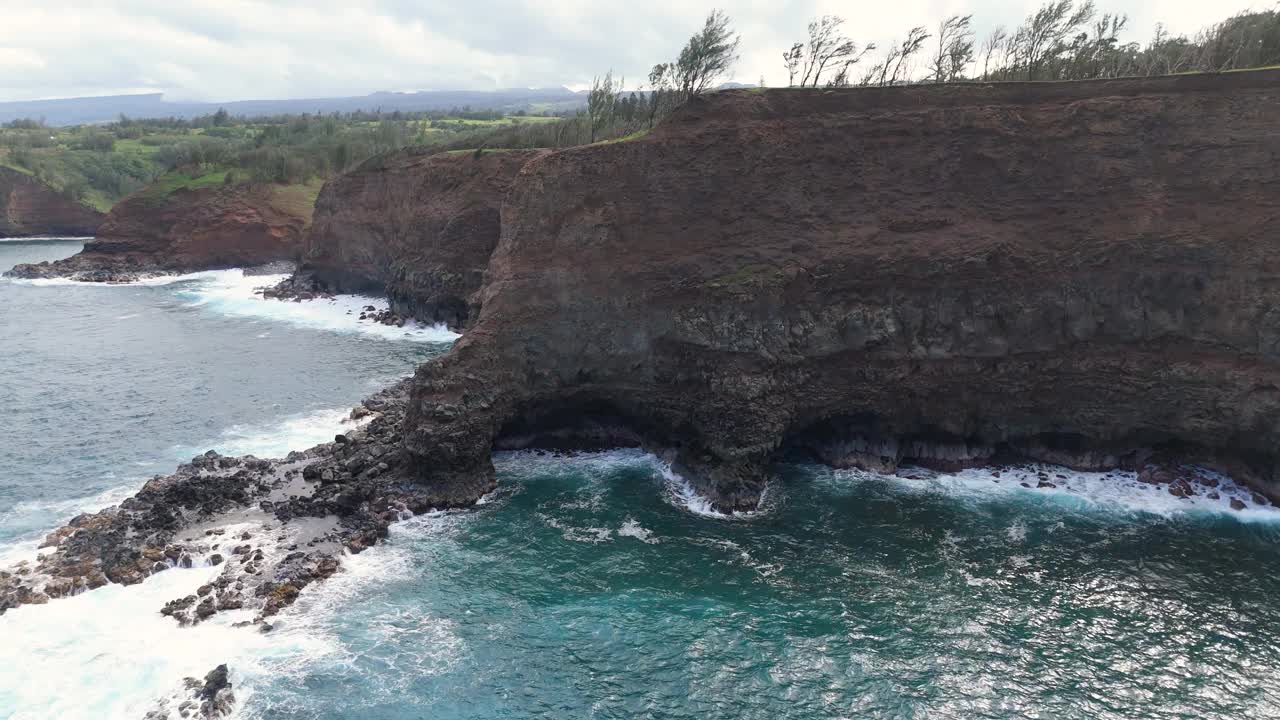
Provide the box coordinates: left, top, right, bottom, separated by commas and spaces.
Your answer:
176, 270, 459, 343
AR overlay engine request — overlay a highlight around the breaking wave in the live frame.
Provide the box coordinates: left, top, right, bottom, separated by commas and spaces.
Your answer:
803, 463, 1280, 523
175, 270, 459, 343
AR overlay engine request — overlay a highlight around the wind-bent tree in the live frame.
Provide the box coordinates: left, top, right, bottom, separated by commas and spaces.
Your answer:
793, 16, 874, 87
1013, 0, 1097, 79
646, 63, 676, 128
981, 26, 1009, 79
782, 43, 804, 86
877, 26, 931, 85
674, 10, 741, 102
929, 14, 975, 82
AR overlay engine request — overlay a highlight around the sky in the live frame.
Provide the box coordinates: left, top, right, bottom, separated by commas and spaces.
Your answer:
0, 0, 1273, 102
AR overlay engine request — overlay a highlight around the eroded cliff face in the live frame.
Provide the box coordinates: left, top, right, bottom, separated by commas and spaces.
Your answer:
403, 71, 1280, 511
295, 149, 548, 329
0, 167, 103, 237
6, 182, 309, 281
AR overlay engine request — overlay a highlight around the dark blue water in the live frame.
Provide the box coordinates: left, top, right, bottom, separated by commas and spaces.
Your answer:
4, 240, 1280, 720
0, 239, 448, 547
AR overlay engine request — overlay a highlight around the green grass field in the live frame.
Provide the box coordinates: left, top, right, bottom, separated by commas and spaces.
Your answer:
0, 108, 581, 217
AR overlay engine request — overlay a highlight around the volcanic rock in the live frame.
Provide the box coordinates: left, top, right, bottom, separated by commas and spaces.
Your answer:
290, 148, 549, 329
0, 167, 103, 237
401, 71, 1280, 511
6, 181, 308, 281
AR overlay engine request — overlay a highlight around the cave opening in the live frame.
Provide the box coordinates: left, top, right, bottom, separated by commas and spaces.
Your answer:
492, 395, 664, 455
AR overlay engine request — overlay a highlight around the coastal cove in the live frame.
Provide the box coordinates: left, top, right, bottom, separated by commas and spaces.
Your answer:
3, 241, 1280, 719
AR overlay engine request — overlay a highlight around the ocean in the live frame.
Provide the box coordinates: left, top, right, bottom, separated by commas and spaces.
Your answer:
3, 239, 1280, 719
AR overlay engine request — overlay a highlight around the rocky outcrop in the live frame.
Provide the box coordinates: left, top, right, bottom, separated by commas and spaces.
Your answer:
402, 70, 1280, 511
291, 148, 548, 329
0, 381, 427, 617
5, 182, 308, 281
0, 167, 103, 237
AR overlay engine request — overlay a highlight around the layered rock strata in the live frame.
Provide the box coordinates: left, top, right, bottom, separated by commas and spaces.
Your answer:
6, 182, 307, 281
402, 71, 1280, 510
0, 167, 103, 237
289, 148, 549, 329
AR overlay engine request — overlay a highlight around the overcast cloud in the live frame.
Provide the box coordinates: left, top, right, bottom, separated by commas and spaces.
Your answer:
0, 0, 1271, 101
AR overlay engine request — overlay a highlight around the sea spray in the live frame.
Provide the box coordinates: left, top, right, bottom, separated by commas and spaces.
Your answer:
0, 550, 274, 720
803, 463, 1280, 524
172, 406, 371, 461
0, 240, 453, 718
233, 513, 471, 719
175, 270, 459, 342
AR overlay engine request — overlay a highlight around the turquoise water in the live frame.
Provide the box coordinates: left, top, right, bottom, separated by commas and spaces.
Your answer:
244, 453, 1280, 720
4, 240, 1280, 719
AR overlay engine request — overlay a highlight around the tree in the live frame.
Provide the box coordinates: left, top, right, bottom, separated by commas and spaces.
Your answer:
212, 107, 230, 127
877, 27, 931, 86
1194, 11, 1280, 72
930, 15, 974, 82
1013, 0, 1097, 80
795, 16, 874, 88
782, 43, 804, 86
674, 10, 740, 101
587, 71, 619, 142
981, 26, 1009, 79
646, 63, 676, 128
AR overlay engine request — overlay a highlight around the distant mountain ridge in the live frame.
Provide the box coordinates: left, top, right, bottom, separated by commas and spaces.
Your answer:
0, 88, 586, 126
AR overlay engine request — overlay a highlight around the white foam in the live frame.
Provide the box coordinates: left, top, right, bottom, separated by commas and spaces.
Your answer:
1006, 519, 1028, 543
659, 463, 774, 521
175, 270, 459, 343
231, 512, 469, 717
0, 555, 279, 720
812, 464, 1280, 523
0, 236, 93, 242
175, 406, 366, 461
618, 517, 659, 544
10, 269, 226, 287
0, 512, 473, 720
0, 405, 363, 569
491, 448, 773, 521
0, 482, 143, 566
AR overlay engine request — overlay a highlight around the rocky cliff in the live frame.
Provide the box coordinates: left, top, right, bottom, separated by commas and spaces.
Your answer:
402, 70, 1280, 511
6, 181, 310, 281
291, 148, 548, 329
0, 167, 103, 237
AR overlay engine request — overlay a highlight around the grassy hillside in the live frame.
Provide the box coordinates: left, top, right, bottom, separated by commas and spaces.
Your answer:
0, 110, 570, 215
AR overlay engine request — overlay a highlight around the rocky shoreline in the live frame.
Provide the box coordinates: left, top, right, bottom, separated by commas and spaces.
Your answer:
1, 373, 1274, 718
5, 182, 309, 283
3, 372, 1271, 619
0, 380, 445, 622
0, 167, 103, 238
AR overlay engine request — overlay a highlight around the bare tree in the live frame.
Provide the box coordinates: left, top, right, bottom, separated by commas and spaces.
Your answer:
930, 15, 974, 82
674, 10, 741, 102
1143, 23, 1196, 76
888, 27, 932, 85
981, 26, 1009, 79
859, 61, 885, 86
795, 16, 874, 88
782, 43, 804, 86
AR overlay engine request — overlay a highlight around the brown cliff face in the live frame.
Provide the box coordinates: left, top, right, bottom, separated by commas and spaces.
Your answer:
6, 182, 308, 281
0, 167, 103, 237
298, 149, 549, 329
403, 70, 1280, 511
